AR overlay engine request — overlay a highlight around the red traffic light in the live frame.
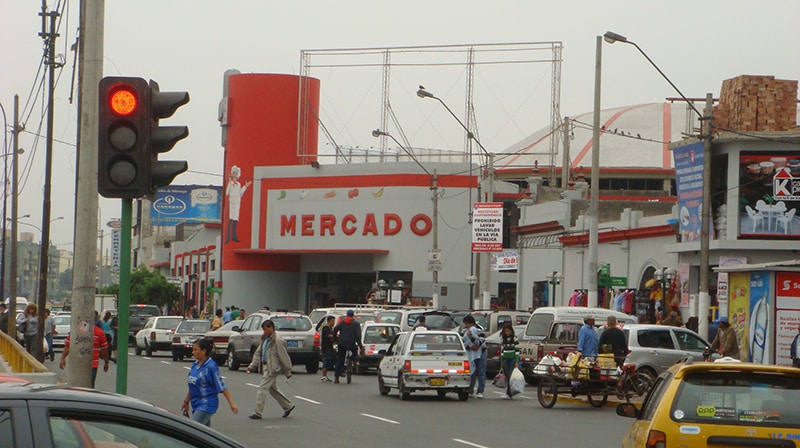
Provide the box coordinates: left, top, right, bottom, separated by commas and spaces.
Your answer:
108, 85, 138, 116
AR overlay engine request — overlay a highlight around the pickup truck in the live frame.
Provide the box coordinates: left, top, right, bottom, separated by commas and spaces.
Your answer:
517, 307, 636, 381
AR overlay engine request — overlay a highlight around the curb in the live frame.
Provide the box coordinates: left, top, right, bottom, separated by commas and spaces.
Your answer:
553, 395, 636, 409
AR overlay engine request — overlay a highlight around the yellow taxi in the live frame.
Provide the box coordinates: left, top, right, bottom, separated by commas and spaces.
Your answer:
617, 359, 800, 447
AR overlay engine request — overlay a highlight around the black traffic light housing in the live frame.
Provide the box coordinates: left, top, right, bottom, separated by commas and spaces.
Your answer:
98, 77, 189, 199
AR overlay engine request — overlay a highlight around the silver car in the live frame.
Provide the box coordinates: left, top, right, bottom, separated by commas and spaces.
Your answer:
51, 314, 71, 349
615, 324, 718, 379
227, 312, 320, 373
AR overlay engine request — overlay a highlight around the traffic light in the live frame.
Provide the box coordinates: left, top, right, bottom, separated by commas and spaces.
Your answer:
98, 77, 189, 198
98, 77, 151, 198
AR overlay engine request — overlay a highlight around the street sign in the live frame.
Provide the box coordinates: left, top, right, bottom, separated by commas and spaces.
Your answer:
207, 286, 223, 294
427, 249, 442, 272
609, 276, 627, 287
472, 202, 503, 253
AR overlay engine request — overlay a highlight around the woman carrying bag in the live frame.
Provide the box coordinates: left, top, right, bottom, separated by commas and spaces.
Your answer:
17, 303, 38, 354
499, 324, 521, 399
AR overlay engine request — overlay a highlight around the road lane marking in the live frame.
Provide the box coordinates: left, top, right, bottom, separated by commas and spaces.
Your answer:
183, 366, 191, 370
246, 383, 260, 388
360, 413, 399, 425
453, 439, 489, 448
161, 361, 171, 365
294, 396, 321, 405
143, 357, 152, 360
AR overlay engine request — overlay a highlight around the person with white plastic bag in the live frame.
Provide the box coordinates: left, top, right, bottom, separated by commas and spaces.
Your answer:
499, 324, 522, 399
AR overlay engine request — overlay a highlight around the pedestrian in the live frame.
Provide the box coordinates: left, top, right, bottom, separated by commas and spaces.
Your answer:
44, 309, 56, 362
319, 315, 336, 382
16, 303, 38, 354
332, 310, 364, 384
0, 302, 8, 334
59, 320, 110, 388
598, 316, 628, 367
413, 315, 429, 330
211, 309, 223, 331
498, 323, 519, 400
230, 306, 240, 321
791, 324, 800, 368
462, 315, 486, 399
239, 309, 246, 320
222, 307, 232, 324
102, 311, 115, 361
109, 312, 119, 362
709, 316, 740, 360
577, 315, 598, 358
181, 338, 238, 426
245, 320, 295, 419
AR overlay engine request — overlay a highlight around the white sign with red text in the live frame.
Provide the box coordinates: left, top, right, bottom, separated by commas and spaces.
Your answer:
491, 250, 518, 271
774, 272, 800, 366
472, 202, 503, 253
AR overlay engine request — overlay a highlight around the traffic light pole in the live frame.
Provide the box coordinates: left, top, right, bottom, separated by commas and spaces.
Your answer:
115, 198, 132, 394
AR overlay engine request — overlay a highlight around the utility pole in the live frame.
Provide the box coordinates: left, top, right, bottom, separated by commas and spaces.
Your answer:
481, 154, 495, 309
35, 4, 60, 362
8, 96, 20, 338
561, 117, 570, 189
697, 93, 714, 340
69, 0, 104, 388
431, 171, 439, 307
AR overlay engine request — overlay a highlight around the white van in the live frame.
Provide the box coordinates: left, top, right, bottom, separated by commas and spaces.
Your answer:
4, 297, 29, 313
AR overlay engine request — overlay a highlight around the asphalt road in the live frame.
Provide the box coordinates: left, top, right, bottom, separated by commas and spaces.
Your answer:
52, 350, 634, 448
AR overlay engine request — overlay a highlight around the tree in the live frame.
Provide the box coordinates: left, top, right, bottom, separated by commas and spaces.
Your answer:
103, 265, 181, 310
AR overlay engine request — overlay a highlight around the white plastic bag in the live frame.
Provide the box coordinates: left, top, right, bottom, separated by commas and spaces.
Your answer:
509, 367, 525, 396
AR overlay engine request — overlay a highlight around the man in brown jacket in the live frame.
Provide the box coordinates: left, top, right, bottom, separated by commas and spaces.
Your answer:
246, 320, 295, 419
709, 316, 740, 360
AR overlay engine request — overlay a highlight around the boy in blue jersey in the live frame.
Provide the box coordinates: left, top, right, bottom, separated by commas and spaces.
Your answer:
182, 338, 238, 426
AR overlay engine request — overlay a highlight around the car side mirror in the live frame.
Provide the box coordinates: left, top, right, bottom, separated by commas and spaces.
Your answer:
378, 349, 387, 355
232, 326, 241, 332
616, 403, 640, 419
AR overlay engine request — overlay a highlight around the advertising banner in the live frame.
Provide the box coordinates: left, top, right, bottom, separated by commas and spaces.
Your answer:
673, 142, 705, 242
775, 272, 800, 366
728, 272, 750, 359
151, 185, 222, 227
747, 271, 770, 364
491, 250, 518, 271
472, 202, 503, 252
677, 263, 690, 308
111, 228, 120, 271
739, 153, 800, 238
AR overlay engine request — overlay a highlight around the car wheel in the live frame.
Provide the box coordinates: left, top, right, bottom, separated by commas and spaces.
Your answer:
378, 373, 390, 396
437, 390, 447, 398
305, 357, 319, 374
398, 374, 410, 401
537, 376, 558, 408
145, 344, 153, 357
457, 390, 469, 401
587, 392, 608, 408
637, 367, 657, 382
227, 349, 240, 371
134, 345, 142, 356
623, 373, 654, 402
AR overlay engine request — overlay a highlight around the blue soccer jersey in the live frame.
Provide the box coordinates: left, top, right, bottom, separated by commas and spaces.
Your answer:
188, 358, 227, 413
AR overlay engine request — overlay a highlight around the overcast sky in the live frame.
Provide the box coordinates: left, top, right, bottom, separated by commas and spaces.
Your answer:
2, 0, 799, 250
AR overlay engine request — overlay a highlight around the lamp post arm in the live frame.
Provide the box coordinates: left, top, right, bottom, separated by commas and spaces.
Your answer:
627, 41, 703, 119
431, 96, 490, 157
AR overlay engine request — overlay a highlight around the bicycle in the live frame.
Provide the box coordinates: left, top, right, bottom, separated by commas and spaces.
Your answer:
342, 347, 364, 384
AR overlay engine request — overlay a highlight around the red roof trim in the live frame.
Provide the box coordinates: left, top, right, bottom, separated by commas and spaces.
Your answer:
496, 167, 675, 176
560, 224, 675, 246
572, 103, 655, 168
494, 192, 526, 200
512, 220, 564, 235
233, 249, 390, 255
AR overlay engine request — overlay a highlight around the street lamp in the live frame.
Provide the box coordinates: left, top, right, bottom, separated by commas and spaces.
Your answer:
417, 87, 494, 309
377, 279, 388, 304
545, 271, 563, 307
654, 267, 676, 321
466, 275, 477, 310
604, 30, 713, 340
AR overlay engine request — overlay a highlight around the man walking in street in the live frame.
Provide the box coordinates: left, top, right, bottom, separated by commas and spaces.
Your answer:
59, 320, 110, 388
598, 315, 628, 367
319, 315, 336, 382
44, 309, 56, 362
245, 320, 295, 419
462, 315, 486, 398
790, 323, 800, 368
332, 310, 364, 384
577, 315, 598, 359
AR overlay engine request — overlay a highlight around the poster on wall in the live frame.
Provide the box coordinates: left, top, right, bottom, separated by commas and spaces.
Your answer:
774, 272, 800, 366
747, 271, 770, 364
151, 185, 222, 227
472, 202, 503, 252
677, 263, 690, 308
673, 142, 705, 242
739, 152, 800, 238
728, 272, 750, 359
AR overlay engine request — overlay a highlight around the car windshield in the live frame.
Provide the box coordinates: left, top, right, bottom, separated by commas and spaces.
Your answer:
53, 315, 71, 325
671, 371, 800, 427
130, 306, 160, 317
364, 326, 398, 344
177, 321, 211, 333
423, 313, 453, 330
156, 317, 183, 330
469, 313, 489, 329
410, 333, 463, 352
308, 310, 327, 325
273, 316, 311, 331
526, 313, 554, 338
214, 320, 243, 332
377, 311, 402, 324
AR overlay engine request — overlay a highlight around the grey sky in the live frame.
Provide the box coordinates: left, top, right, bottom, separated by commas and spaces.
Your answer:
2, 0, 799, 250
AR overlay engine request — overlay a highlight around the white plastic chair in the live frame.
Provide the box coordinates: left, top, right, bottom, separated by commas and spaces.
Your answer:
777, 208, 796, 234
745, 205, 763, 232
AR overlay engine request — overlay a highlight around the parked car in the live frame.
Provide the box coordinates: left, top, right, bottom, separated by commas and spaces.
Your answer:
205, 319, 244, 365
227, 312, 320, 373
357, 322, 400, 373
127, 304, 162, 345
133, 316, 183, 356
613, 324, 719, 379
378, 330, 472, 401
51, 313, 71, 350
0, 382, 246, 447
171, 319, 212, 361
313, 311, 378, 331
376, 308, 434, 331
617, 360, 800, 447
484, 324, 527, 379
455, 310, 531, 335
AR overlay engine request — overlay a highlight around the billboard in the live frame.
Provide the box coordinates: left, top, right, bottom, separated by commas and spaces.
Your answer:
775, 272, 800, 366
739, 152, 800, 238
673, 142, 705, 242
472, 202, 503, 252
151, 185, 222, 227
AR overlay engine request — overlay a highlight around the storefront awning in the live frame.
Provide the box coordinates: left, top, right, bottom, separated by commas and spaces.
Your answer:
713, 258, 800, 272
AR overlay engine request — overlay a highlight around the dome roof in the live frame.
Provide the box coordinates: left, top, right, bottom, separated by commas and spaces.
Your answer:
496, 102, 698, 171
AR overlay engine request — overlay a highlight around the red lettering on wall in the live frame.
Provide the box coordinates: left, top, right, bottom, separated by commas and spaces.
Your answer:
384, 213, 402, 236
301, 215, 315, 236
320, 214, 336, 236
362, 213, 378, 236
280, 215, 296, 236
410, 214, 432, 236
342, 214, 357, 235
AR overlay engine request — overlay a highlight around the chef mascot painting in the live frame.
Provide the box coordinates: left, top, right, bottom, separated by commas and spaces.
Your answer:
225, 165, 252, 243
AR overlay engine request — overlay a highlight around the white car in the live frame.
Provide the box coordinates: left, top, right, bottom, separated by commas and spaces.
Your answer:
134, 316, 184, 356
357, 323, 400, 373
378, 330, 472, 401
51, 314, 71, 349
